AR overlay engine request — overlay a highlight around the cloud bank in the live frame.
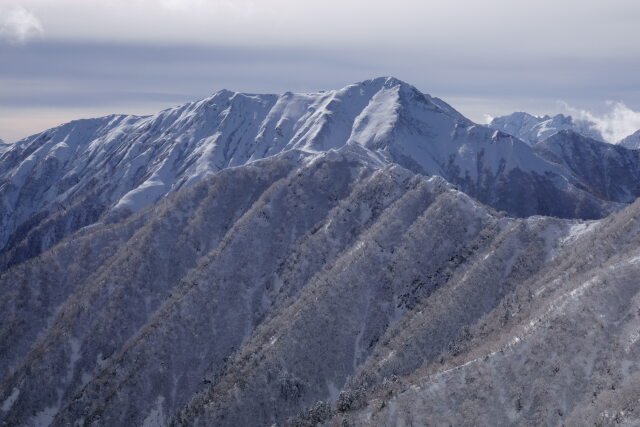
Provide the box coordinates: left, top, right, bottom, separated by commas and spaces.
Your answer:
0, 6, 43, 44
560, 101, 640, 143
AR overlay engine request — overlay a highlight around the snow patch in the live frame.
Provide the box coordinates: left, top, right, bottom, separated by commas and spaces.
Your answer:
67, 337, 82, 383
30, 405, 59, 427
1, 388, 19, 412
142, 396, 165, 427
560, 221, 594, 246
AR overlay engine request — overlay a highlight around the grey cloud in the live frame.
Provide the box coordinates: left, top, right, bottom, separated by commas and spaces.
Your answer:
0, 6, 43, 44
2, 39, 640, 142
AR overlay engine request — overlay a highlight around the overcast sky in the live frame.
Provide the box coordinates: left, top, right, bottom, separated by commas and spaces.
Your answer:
2, 0, 640, 142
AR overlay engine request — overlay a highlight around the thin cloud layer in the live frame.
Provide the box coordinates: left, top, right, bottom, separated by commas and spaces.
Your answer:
0, 6, 43, 44
560, 101, 640, 143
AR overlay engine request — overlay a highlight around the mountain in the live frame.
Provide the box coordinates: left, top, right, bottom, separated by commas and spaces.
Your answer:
1, 148, 639, 426
326, 196, 640, 426
533, 130, 640, 202
2, 78, 640, 426
0, 140, 8, 154
0, 78, 635, 272
620, 129, 640, 149
489, 112, 604, 145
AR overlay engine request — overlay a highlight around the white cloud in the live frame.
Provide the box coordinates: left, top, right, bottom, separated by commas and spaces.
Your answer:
1, 6, 43, 43
560, 101, 640, 143
482, 114, 494, 125
13, 0, 639, 56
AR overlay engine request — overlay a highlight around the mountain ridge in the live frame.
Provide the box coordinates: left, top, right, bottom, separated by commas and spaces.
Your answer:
488, 111, 604, 145
2, 77, 639, 272
620, 129, 640, 149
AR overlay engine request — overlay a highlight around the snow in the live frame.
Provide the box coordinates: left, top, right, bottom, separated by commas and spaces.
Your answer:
1, 76, 629, 252
30, 405, 59, 427
489, 112, 604, 145
1, 388, 19, 412
560, 221, 594, 246
626, 253, 640, 265
619, 129, 640, 149
142, 396, 165, 427
348, 83, 401, 148
2, 137, 640, 426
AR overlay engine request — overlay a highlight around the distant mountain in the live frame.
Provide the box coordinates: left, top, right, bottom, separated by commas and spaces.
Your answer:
620, 129, 640, 149
534, 130, 640, 203
0, 139, 8, 153
489, 112, 604, 145
0, 78, 632, 271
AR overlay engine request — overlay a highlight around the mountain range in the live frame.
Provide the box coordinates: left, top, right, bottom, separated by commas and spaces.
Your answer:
3, 78, 640, 271
488, 112, 605, 145
1, 77, 639, 426
488, 111, 640, 150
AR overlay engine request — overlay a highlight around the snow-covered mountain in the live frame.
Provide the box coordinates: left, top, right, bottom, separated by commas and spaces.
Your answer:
0, 139, 8, 154
534, 130, 640, 203
2, 77, 637, 271
620, 129, 640, 149
2, 78, 640, 426
329, 197, 640, 426
1, 148, 639, 426
489, 112, 603, 145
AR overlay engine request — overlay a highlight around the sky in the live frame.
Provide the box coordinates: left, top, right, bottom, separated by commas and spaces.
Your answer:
1, 0, 640, 142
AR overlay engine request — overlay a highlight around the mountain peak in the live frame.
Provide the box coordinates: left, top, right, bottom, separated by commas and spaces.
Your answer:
360, 76, 413, 88
489, 111, 603, 145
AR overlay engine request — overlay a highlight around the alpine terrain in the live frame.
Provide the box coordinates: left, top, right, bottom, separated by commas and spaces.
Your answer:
1, 77, 639, 426
621, 129, 640, 150
488, 112, 604, 145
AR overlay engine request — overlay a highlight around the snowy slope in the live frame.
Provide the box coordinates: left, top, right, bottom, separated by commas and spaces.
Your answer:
2, 149, 637, 426
0, 150, 571, 426
1, 114, 640, 427
332, 198, 640, 426
0, 78, 633, 271
534, 130, 640, 202
620, 129, 640, 149
489, 112, 603, 145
